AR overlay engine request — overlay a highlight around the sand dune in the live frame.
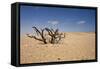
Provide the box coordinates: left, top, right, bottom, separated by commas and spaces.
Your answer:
20, 32, 96, 64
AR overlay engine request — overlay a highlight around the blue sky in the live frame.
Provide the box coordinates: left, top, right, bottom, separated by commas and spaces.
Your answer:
20, 5, 96, 35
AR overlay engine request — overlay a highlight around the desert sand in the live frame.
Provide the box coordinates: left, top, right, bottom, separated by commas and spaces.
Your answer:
20, 32, 96, 64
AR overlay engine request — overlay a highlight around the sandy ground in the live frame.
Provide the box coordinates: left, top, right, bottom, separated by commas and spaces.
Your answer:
20, 32, 96, 64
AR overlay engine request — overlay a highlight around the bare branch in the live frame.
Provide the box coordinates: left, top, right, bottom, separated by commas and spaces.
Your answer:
27, 26, 47, 44
27, 26, 65, 44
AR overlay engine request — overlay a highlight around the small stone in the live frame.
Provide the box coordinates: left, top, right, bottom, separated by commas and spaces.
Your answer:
57, 58, 61, 60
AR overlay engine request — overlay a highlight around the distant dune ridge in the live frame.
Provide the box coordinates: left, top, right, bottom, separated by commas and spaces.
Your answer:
20, 32, 95, 64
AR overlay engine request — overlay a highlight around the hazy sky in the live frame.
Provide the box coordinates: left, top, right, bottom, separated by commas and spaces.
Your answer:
20, 5, 96, 35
